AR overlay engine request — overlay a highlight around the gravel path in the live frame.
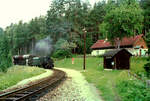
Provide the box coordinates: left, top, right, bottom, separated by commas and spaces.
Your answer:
37, 68, 103, 101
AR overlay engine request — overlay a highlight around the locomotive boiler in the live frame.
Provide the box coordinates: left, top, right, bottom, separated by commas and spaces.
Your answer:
13, 55, 54, 69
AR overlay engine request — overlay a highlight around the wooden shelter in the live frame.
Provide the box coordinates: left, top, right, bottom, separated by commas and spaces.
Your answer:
103, 49, 132, 70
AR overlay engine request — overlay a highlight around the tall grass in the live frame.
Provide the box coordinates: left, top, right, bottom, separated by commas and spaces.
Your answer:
131, 57, 147, 71
130, 57, 147, 75
0, 66, 46, 91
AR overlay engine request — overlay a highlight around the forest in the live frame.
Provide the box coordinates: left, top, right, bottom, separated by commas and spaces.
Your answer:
0, 0, 150, 72
0, 0, 150, 100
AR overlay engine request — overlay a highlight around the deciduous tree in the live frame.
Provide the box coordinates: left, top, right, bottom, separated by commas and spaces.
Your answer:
100, 1, 144, 44
140, 0, 150, 34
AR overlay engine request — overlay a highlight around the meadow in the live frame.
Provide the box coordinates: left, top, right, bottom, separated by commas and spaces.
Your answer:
0, 66, 46, 91
55, 56, 150, 101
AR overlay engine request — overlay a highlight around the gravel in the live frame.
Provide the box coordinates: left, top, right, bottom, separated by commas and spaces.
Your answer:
37, 68, 103, 101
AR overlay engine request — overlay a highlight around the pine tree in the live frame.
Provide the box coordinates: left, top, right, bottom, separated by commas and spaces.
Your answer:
0, 27, 3, 35
0, 34, 12, 72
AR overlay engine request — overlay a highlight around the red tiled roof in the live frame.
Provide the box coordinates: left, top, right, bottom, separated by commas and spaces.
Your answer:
91, 34, 143, 49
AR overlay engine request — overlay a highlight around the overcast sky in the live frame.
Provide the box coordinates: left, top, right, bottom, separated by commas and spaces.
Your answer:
0, 0, 100, 29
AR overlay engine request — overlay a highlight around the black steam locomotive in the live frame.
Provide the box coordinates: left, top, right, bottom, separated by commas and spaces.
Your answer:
13, 55, 54, 69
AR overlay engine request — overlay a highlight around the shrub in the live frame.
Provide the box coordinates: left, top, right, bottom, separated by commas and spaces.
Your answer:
117, 79, 150, 101
52, 49, 72, 58
144, 31, 150, 78
144, 63, 150, 77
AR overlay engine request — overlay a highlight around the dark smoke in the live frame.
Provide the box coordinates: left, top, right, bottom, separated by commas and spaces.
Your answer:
33, 36, 53, 56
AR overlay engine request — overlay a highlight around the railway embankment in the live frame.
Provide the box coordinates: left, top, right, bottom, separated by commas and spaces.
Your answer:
4, 69, 53, 91
0, 66, 53, 93
0, 69, 65, 101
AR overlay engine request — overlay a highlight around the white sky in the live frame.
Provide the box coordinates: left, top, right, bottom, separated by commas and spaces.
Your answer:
0, 0, 100, 29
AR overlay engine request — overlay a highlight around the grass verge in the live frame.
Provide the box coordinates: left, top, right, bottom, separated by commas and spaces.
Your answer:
55, 57, 149, 101
0, 66, 46, 91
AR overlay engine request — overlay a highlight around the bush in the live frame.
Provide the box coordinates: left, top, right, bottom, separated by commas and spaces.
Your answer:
117, 80, 150, 101
52, 49, 72, 58
144, 63, 150, 77
144, 30, 150, 78
131, 57, 147, 74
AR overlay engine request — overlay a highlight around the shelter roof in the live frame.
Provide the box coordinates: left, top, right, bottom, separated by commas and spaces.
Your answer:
103, 49, 132, 57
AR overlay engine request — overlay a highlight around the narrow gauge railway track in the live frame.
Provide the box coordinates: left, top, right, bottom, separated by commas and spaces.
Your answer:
0, 69, 66, 101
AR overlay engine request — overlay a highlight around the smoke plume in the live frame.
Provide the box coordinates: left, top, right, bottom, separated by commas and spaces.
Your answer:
33, 36, 53, 56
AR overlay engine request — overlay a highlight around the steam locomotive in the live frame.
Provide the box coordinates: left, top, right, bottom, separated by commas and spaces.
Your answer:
13, 55, 54, 69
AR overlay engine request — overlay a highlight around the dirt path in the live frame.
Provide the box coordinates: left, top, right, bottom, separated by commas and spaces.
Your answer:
38, 68, 103, 101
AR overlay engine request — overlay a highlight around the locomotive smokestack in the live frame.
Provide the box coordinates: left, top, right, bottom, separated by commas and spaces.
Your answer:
33, 36, 53, 56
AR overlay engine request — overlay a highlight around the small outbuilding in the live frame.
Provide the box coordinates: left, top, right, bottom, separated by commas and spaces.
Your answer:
103, 49, 132, 70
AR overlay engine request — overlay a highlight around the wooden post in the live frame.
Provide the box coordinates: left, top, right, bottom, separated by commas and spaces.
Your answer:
114, 57, 117, 69
129, 57, 130, 69
104, 57, 106, 69
11, 30, 14, 55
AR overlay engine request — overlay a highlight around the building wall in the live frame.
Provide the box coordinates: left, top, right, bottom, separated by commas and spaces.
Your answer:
132, 37, 148, 56
127, 48, 148, 56
91, 48, 148, 56
91, 37, 148, 56
134, 37, 148, 49
91, 49, 113, 56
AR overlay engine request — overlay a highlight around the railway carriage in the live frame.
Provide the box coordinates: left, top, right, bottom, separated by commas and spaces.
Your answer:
13, 55, 54, 69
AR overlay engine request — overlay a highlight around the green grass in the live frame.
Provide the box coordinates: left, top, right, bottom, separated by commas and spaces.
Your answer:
55, 57, 148, 101
0, 66, 46, 91
55, 57, 102, 70
130, 57, 147, 73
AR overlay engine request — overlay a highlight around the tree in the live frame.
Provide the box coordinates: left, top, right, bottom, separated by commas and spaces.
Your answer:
28, 16, 48, 53
0, 34, 12, 72
46, 0, 90, 54
5, 16, 47, 55
144, 31, 150, 77
116, 0, 138, 5
5, 23, 18, 54
0, 27, 3, 35
100, 1, 144, 46
46, 0, 71, 43
54, 38, 76, 50
140, 0, 150, 34
53, 39, 75, 58
88, 1, 106, 42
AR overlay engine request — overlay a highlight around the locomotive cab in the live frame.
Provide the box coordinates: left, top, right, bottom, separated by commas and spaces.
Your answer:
40, 56, 54, 69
